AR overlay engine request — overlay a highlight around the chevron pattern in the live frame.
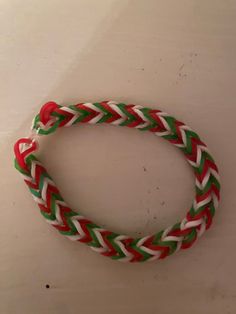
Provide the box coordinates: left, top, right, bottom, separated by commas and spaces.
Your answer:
14, 101, 220, 262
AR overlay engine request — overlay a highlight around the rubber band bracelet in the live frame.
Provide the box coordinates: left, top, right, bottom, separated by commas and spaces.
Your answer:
14, 101, 220, 262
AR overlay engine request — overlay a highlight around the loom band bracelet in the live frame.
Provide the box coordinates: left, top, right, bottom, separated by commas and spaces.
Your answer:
14, 101, 221, 262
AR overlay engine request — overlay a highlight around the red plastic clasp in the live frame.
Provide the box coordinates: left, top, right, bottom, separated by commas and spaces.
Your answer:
39, 101, 58, 125
14, 137, 38, 172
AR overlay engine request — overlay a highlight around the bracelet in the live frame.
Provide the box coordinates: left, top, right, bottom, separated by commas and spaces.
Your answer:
14, 101, 220, 262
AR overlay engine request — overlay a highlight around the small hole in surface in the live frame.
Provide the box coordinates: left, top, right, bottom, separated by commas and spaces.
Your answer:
45, 284, 50, 289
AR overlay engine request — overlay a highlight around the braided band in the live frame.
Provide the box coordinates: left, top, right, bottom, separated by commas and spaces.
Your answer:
14, 101, 220, 262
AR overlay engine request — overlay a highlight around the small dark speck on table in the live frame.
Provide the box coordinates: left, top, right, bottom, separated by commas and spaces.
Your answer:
143, 166, 147, 172
178, 63, 185, 72
45, 284, 50, 289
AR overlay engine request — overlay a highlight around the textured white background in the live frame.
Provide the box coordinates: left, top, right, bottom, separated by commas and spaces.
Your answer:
0, 1, 236, 313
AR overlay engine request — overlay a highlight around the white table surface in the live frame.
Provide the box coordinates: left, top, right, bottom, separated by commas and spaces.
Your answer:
1, 1, 236, 313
